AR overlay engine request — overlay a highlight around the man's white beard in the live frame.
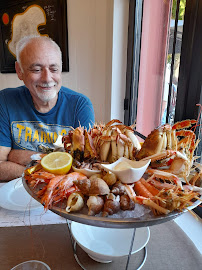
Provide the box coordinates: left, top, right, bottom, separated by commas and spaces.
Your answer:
37, 89, 57, 102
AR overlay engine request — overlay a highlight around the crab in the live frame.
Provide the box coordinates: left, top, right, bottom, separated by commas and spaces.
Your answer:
62, 119, 141, 163
135, 119, 199, 181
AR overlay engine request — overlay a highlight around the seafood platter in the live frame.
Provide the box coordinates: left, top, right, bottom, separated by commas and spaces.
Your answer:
23, 119, 202, 228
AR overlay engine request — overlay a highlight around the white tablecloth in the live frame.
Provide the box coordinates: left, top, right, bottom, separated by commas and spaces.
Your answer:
0, 182, 66, 227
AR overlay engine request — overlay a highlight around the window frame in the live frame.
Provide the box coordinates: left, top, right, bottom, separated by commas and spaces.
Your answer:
174, 0, 202, 122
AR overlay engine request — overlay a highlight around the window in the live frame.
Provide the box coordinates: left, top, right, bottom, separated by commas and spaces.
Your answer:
125, 0, 201, 161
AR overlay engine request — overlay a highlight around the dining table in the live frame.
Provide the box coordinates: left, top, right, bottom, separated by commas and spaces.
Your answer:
0, 180, 201, 270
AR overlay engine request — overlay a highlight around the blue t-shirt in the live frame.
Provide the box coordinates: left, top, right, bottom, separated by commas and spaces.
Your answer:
0, 86, 95, 152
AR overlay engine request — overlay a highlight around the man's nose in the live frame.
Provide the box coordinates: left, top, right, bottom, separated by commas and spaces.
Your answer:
41, 68, 52, 81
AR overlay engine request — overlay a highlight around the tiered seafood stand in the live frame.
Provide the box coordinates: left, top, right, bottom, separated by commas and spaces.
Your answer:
23, 176, 196, 270
22, 124, 201, 270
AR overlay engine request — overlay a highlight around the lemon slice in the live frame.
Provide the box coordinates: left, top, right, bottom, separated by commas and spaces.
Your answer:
41, 152, 73, 175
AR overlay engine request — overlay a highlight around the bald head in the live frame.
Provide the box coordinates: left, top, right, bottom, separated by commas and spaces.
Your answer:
16, 35, 62, 69
15, 35, 62, 108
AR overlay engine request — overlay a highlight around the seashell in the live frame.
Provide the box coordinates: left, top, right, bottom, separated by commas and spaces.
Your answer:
89, 173, 103, 181
89, 178, 110, 196
111, 181, 126, 195
66, 192, 84, 212
73, 178, 91, 195
120, 194, 135, 211
103, 171, 117, 186
74, 177, 110, 196
87, 196, 104, 216
102, 193, 120, 217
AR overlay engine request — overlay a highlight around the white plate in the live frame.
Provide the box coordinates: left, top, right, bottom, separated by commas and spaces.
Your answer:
0, 178, 43, 211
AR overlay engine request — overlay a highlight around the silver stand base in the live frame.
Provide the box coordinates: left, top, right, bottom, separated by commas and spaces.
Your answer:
66, 220, 148, 270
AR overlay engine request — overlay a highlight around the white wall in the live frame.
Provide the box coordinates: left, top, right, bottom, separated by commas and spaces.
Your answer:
0, 0, 129, 124
62, 0, 114, 123
111, 0, 129, 123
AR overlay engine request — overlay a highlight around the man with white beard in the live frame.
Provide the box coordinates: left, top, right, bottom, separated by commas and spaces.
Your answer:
0, 36, 95, 181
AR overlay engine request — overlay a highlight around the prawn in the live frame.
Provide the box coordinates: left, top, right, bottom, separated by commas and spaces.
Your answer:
41, 172, 87, 210
52, 172, 87, 204
41, 175, 66, 210
25, 170, 56, 188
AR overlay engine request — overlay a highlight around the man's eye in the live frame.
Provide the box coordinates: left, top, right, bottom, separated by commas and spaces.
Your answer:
30, 69, 41, 73
50, 68, 59, 73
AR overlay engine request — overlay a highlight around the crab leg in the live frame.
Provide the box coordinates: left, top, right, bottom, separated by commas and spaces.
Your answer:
172, 119, 197, 130
117, 137, 125, 159
140, 150, 176, 162
99, 129, 112, 161
111, 129, 118, 162
124, 129, 141, 151
146, 168, 182, 189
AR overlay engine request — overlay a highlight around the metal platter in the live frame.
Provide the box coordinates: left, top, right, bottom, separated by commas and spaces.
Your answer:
22, 176, 200, 229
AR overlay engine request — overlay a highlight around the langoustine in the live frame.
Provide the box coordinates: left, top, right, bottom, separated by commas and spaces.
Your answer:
124, 176, 201, 216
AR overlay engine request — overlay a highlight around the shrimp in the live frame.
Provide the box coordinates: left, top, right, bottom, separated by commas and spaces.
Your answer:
52, 172, 87, 204
25, 170, 56, 188
41, 172, 87, 210
54, 172, 86, 195
41, 175, 66, 210
53, 185, 80, 204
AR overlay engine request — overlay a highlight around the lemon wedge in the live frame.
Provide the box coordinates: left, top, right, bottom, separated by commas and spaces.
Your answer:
41, 152, 73, 174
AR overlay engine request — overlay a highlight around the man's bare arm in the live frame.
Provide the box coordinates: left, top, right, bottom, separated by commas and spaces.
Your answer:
0, 147, 38, 181
8, 149, 38, 166
0, 161, 25, 181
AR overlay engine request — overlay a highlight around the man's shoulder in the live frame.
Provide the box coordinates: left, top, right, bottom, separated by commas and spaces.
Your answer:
60, 86, 88, 100
0, 86, 26, 97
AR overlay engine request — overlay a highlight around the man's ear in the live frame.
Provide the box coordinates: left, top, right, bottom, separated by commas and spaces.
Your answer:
15, 61, 23, 80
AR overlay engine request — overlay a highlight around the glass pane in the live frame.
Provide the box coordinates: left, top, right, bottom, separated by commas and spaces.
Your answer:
195, 103, 202, 163
161, 0, 186, 125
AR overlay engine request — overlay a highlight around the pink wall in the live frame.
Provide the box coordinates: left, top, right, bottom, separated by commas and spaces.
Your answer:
136, 0, 171, 137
